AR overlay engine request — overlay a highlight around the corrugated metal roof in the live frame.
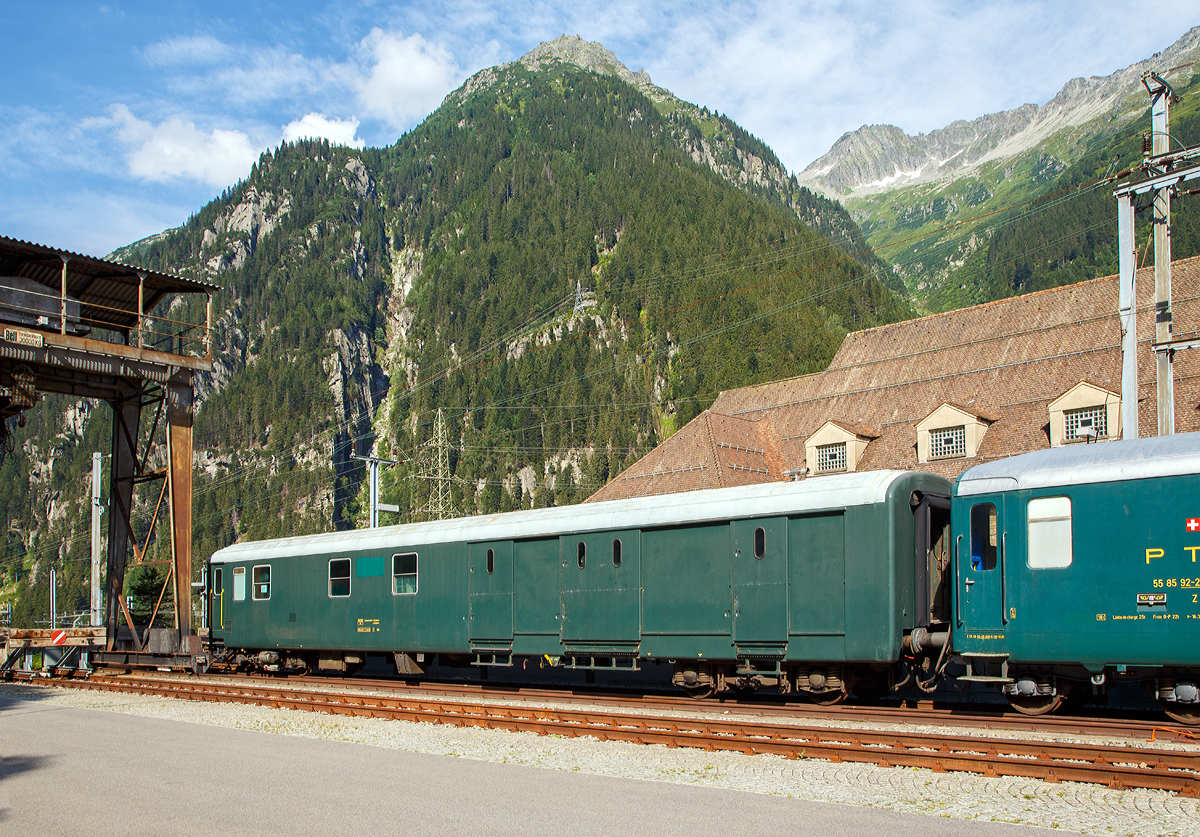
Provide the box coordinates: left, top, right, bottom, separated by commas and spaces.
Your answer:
212, 469, 915, 563
0, 234, 217, 334
954, 431, 1200, 495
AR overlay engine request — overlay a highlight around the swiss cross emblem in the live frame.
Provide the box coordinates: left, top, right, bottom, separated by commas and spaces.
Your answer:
1188, 518, 1200, 532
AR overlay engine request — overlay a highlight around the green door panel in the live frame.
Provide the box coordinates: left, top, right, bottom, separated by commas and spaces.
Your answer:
513, 538, 561, 637
468, 541, 514, 646
962, 499, 1006, 631
731, 517, 788, 647
788, 513, 845, 636
641, 524, 730, 637
560, 530, 640, 647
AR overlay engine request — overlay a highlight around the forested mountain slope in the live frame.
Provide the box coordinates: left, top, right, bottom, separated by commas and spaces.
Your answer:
1, 40, 908, 624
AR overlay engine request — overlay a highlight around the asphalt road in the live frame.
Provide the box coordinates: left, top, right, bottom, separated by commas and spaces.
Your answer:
0, 696, 1061, 836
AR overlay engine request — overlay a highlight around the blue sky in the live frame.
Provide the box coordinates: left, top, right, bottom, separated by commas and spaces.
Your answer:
2, 1, 1196, 256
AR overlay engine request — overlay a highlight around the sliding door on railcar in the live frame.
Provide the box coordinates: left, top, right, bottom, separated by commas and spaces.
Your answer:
731, 517, 788, 655
559, 531, 641, 654
468, 541, 514, 651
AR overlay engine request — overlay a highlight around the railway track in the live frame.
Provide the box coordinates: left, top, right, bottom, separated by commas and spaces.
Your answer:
271, 673, 1187, 740
15, 673, 1200, 796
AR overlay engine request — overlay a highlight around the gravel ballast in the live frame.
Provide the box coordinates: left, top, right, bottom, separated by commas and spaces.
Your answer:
2, 683, 1197, 836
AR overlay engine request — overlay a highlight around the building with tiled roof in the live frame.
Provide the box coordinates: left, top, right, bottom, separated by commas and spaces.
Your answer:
586, 256, 1200, 503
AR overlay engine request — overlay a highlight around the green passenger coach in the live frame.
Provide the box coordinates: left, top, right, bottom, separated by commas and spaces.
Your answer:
953, 433, 1200, 723
208, 469, 953, 704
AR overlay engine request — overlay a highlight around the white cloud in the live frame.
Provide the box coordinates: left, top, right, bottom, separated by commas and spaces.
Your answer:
282, 112, 365, 148
98, 105, 263, 188
356, 29, 462, 129
143, 35, 232, 66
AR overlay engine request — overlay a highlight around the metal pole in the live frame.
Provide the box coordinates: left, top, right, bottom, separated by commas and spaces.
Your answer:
60, 256, 69, 336
137, 272, 145, 350
1148, 74, 1174, 435
370, 459, 379, 529
91, 452, 103, 626
1117, 193, 1138, 440
50, 566, 56, 629
350, 453, 398, 528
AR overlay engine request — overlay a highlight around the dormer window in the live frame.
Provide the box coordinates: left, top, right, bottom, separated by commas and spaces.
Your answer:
928, 426, 966, 459
805, 420, 878, 475
816, 442, 847, 473
1063, 405, 1107, 442
915, 403, 994, 463
1048, 382, 1119, 447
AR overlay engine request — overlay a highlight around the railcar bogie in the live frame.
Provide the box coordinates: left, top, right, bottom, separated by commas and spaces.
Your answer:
1156, 675, 1200, 724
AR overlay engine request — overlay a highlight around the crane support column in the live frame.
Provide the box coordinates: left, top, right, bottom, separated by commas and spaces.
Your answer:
104, 382, 141, 650
166, 370, 195, 650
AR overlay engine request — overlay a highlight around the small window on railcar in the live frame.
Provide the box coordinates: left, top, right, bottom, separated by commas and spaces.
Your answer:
252, 565, 271, 600
486, 548, 495, 575
578, 541, 586, 569
970, 503, 998, 571
213, 568, 222, 594
393, 553, 417, 595
754, 527, 766, 559
329, 558, 351, 597
1027, 496, 1073, 569
612, 539, 622, 568
233, 567, 246, 601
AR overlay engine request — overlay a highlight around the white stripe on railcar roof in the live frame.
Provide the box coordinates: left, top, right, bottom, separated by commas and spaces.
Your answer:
211, 469, 922, 563
955, 431, 1200, 496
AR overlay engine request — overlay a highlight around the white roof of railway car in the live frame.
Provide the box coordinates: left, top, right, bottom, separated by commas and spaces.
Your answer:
211, 469, 924, 563
955, 431, 1200, 496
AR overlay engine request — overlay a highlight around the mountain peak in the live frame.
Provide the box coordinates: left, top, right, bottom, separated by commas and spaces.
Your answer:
519, 35, 652, 87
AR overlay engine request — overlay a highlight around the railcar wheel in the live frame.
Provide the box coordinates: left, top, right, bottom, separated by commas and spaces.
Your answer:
683, 683, 717, 700
1161, 701, 1200, 726
807, 689, 848, 706
1006, 693, 1065, 716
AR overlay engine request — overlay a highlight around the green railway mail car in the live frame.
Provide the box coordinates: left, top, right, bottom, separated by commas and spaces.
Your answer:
208, 469, 952, 703
952, 432, 1200, 723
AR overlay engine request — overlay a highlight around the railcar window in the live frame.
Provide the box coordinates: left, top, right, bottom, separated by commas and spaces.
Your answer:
578, 541, 586, 569
252, 565, 271, 600
232, 567, 245, 601
393, 553, 417, 595
1027, 496, 1073, 568
754, 527, 766, 559
612, 539, 622, 568
213, 568, 222, 594
329, 558, 351, 597
486, 548, 494, 575
970, 503, 998, 571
